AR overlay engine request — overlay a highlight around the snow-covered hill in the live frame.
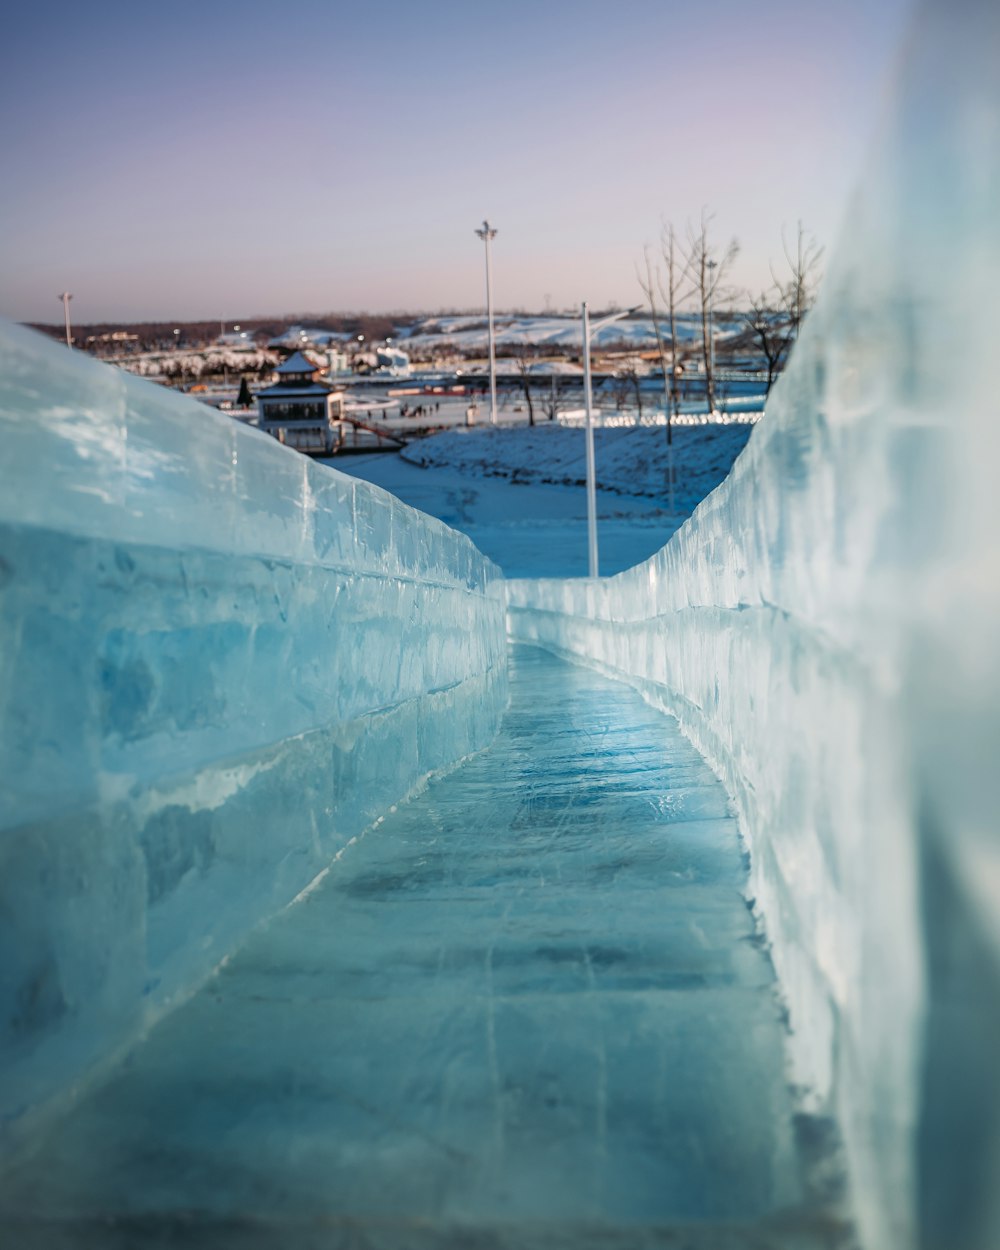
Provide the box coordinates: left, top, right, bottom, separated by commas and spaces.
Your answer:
397, 312, 745, 354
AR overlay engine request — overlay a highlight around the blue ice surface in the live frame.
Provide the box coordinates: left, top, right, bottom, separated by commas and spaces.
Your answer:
0, 647, 837, 1247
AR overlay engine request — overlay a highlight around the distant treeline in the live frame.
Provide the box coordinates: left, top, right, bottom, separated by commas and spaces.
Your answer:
25, 313, 409, 352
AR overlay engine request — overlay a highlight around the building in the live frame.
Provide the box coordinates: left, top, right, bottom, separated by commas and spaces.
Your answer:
256, 351, 345, 454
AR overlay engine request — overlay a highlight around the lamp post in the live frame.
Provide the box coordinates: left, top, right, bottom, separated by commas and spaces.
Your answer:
581, 302, 642, 578
58, 292, 72, 347
474, 220, 498, 425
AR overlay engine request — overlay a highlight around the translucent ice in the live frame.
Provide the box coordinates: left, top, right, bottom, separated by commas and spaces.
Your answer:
0, 648, 815, 1241
509, 2, 1000, 1246
0, 322, 507, 1154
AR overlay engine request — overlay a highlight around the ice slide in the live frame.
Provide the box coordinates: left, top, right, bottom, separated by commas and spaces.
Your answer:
0, 313, 837, 1243
1, 646, 842, 1246
2, 2, 999, 1248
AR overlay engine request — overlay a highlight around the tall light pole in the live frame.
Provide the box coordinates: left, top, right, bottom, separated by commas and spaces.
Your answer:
58, 292, 73, 347
706, 257, 718, 413
582, 302, 642, 578
474, 220, 498, 425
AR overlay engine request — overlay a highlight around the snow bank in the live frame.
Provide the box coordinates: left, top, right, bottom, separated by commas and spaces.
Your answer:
0, 322, 507, 1153
508, 2, 1000, 1246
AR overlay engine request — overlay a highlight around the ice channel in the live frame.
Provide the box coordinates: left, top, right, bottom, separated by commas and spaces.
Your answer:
2, 1, 999, 1247
0, 646, 840, 1248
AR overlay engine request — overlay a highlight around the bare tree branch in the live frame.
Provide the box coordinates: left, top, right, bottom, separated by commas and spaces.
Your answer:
684, 209, 739, 414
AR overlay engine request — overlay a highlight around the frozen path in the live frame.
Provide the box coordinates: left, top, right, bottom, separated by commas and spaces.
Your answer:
1, 648, 838, 1248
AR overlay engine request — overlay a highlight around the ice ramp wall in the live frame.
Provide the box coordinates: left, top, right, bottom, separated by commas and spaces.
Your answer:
508, 3, 1000, 1248
0, 321, 507, 1153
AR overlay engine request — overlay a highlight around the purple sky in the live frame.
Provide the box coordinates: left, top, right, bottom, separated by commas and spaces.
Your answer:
0, 0, 913, 323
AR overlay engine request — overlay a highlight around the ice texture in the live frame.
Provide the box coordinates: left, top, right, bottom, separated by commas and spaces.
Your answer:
508, 2, 1000, 1247
0, 321, 507, 1155
0, 647, 821, 1244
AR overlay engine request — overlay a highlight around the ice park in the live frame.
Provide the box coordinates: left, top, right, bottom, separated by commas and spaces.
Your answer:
1, 0, 999, 1248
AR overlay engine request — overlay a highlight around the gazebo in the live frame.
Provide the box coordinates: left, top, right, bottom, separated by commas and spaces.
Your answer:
256, 351, 344, 454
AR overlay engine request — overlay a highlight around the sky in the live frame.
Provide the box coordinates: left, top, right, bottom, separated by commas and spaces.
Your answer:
0, 0, 914, 324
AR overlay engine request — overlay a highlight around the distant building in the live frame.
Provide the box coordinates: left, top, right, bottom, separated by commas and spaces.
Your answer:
326, 347, 350, 375
256, 351, 345, 454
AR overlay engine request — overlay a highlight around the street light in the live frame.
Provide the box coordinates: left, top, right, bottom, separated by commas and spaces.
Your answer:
474, 220, 498, 425
581, 302, 642, 578
58, 292, 72, 347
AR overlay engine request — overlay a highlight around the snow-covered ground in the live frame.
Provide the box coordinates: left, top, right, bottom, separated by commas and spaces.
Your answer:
403, 422, 754, 506
327, 422, 754, 578
395, 312, 745, 354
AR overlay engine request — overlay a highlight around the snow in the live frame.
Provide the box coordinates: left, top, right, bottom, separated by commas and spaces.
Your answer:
398, 312, 746, 353
330, 450, 675, 577
115, 346, 276, 380
0, 320, 507, 1154
328, 423, 752, 580
401, 422, 754, 507
2, 4, 998, 1245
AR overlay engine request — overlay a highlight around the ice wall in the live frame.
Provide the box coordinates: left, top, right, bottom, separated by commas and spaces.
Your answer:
0, 322, 507, 1156
508, 2, 1000, 1247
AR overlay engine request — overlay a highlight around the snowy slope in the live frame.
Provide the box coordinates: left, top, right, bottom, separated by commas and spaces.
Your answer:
397, 313, 745, 353
334, 451, 676, 578
401, 422, 754, 511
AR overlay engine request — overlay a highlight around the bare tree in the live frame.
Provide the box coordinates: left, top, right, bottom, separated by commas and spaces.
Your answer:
512, 350, 537, 426
743, 223, 823, 397
637, 226, 693, 511
637, 227, 689, 441
659, 226, 688, 430
616, 358, 645, 424
685, 211, 739, 415
637, 246, 674, 443
743, 293, 787, 397
773, 220, 824, 344
540, 370, 573, 422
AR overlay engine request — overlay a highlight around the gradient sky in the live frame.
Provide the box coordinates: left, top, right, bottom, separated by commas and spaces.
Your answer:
0, 0, 913, 323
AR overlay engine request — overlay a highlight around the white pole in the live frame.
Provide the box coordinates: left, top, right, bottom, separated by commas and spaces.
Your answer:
582, 301, 599, 578
475, 221, 499, 425
579, 303, 640, 577
59, 292, 72, 347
